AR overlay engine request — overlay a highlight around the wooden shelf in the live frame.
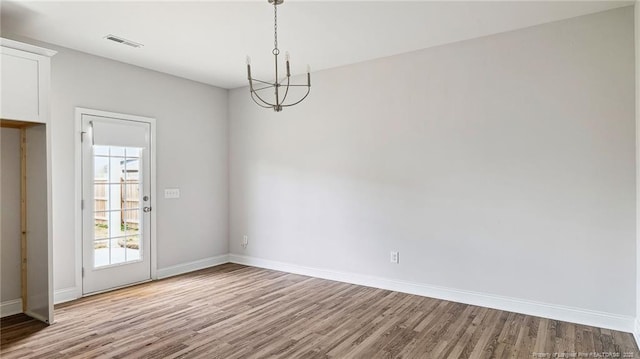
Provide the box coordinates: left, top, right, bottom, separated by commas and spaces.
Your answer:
1, 119, 43, 129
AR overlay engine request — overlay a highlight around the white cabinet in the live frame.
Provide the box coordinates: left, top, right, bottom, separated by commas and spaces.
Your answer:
0, 38, 55, 325
1, 38, 55, 123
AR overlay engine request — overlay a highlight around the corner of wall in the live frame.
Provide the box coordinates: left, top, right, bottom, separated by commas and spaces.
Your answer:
225, 88, 233, 254
635, 0, 640, 349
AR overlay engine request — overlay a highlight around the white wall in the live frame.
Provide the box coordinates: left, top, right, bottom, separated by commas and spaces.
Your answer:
1, 128, 21, 302
1, 36, 230, 293
229, 7, 635, 317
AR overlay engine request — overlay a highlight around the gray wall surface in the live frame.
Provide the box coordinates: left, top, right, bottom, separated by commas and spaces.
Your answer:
1, 128, 22, 302
53, 46, 229, 290
0, 39, 230, 292
229, 7, 636, 316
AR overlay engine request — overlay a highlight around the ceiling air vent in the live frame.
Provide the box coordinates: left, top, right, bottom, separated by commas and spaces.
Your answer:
104, 35, 143, 48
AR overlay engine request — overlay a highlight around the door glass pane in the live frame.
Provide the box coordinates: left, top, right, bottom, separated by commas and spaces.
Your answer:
110, 147, 125, 157
94, 240, 110, 268
123, 210, 139, 235
94, 213, 109, 240
110, 237, 126, 265
126, 235, 141, 262
94, 184, 109, 212
110, 157, 122, 182
94, 156, 109, 180
108, 183, 122, 210
123, 183, 140, 210
92, 145, 143, 268
126, 148, 140, 158
94, 145, 109, 156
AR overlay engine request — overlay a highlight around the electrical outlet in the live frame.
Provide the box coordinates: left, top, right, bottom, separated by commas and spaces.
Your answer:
242, 235, 248, 248
164, 188, 180, 199
390, 251, 399, 264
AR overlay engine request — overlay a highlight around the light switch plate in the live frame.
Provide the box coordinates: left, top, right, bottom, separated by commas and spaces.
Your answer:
164, 188, 180, 199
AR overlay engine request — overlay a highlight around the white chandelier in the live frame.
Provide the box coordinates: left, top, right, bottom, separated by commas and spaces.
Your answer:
246, 0, 311, 112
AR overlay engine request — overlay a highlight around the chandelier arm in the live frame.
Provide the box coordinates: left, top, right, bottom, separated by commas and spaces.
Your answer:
278, 74, 290, 84
251, 98, 272, 109
252, 92, 274, 107
250, 91, 274, 108
280, 76, 291, 104
284, 84, 311, 87
281, 86, 311, 107
252, 89, 276, 107
252, 84, 276, 92
250, 77, 276, 87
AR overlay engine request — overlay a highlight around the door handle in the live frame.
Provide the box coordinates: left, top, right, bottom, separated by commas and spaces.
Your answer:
143, 207, 152, 213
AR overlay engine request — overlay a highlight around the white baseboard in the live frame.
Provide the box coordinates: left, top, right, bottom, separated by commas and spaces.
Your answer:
634, 318, 640, 349
1, 298, 22, 317
54, 287, 80, 304
52, 255, 229, 304
157, 254, 229, 279
229, 254, 635, 334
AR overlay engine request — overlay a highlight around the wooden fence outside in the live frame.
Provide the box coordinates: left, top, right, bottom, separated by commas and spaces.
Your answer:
94, 179, 140, 229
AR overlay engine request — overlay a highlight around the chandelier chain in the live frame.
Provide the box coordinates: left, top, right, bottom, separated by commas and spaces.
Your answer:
274, 3, 278, 51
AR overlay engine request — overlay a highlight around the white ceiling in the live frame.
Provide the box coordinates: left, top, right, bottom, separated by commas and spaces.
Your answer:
1, 1, 632, 89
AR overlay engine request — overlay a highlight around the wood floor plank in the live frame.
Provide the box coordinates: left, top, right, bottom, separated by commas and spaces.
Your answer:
1, 263, 637, 358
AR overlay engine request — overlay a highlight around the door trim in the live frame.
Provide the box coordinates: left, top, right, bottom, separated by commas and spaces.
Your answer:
74, 107, 157, 298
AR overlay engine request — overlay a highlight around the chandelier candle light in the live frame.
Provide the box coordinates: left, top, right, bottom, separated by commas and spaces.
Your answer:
246, 0, 311, 112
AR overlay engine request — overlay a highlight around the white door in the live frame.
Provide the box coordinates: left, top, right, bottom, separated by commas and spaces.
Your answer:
81, 114, 152, 294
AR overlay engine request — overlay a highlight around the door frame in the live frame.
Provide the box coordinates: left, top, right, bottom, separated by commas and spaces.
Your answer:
74, 107, 157, 297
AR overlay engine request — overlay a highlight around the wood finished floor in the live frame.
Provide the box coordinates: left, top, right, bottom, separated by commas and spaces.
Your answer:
1, 263, 637, 359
